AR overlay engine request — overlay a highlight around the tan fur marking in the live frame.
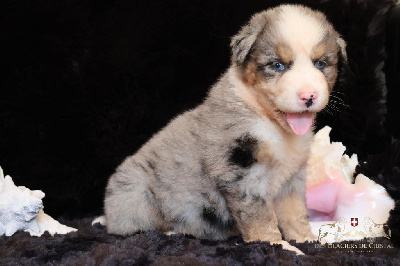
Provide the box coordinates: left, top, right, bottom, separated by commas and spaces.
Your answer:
327, 69, 338, 90
274, 192, 316, 242
244, 223, 282, 242
256, 142, 276, 165
276, 44, 294, 64
237, 65, 291, 134
242, 62, 258, 87
240, 84, 289, 134
237, 85, 291, 134
312, 43, 327, 60
239, 63, 272, 118
240, 210, 282, 242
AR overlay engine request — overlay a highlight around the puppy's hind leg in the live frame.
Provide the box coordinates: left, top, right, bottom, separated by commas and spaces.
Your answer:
104, 169, 164, 235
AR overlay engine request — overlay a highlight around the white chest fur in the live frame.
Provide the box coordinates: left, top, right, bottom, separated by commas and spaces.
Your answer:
250, 117, 313, 181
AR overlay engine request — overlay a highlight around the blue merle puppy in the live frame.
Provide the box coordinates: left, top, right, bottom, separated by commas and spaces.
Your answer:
104, 4, 346, 246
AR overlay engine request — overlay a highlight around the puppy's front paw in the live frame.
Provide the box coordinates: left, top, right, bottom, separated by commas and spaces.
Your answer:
304, 233, 318, 242
244, 228, 282, 243
296, 233, 318, 243
273, 241, 304, 256
283, 229, 318, 243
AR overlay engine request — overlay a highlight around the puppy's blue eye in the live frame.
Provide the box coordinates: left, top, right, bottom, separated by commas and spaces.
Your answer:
315, 60, 326, 69
273, 62, 285, 71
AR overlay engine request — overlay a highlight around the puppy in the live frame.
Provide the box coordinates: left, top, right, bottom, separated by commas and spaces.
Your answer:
104, 4, 346, 244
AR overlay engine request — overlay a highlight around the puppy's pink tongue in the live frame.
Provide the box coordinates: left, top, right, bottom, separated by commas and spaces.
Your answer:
286, 112, 313, 135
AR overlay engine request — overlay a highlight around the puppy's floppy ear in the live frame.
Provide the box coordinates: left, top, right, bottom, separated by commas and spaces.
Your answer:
230, 13, 266, 66
337, 37, 347, 63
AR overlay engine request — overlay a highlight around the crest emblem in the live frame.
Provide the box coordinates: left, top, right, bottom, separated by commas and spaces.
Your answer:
351, 218, 358, 227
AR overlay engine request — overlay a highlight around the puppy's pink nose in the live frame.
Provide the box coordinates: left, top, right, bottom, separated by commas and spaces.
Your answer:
299, 91, 318, 108
299, 91, 318, 101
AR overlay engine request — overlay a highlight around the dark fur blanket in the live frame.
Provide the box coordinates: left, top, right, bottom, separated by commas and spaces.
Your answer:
1, 0, 400, 264
0, 219, 399, 265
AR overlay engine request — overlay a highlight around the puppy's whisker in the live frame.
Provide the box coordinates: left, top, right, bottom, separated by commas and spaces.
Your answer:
329, 94, 347, 105
329, 100, 349, 109
327, 103, 342, 113
321, 109, 332, 117
331, 90, 347, 96
329, 94, 345, 102
328, 92, 350, 111
324, 101, 342, 114
321, 106, 335, 116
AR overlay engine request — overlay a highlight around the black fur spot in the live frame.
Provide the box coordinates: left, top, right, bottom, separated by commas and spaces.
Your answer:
224, 123, 237, 130
202, 207, 218, 224
239, 191, 247, 201
233, 36, 246, 49
216, 176, 242, 191
147, 160, 155, 170
201, 192, 210, 199
148, 188, 155, 197
136, 162, 148, 173
144, 189, 156, 201
234, 175, 243, 182
189, 131, 200, 139
252, 194, 266, 204
200, 159, 208, 176
154, 172, 161, 181
216, 181, 229, 191
202, 207, 235, 230
229, 134, 258, 168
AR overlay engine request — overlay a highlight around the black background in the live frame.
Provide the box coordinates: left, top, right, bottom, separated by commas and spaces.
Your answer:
1, 0, 398, 219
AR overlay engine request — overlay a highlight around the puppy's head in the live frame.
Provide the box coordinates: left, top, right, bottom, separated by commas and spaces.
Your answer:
231, 5, 346, 135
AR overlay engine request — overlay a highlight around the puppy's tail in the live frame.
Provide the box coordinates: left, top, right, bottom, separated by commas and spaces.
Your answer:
92, 215, 107, 226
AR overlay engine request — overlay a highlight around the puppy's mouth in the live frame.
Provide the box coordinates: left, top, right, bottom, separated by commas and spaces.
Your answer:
285, 112, 313, 136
